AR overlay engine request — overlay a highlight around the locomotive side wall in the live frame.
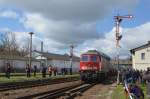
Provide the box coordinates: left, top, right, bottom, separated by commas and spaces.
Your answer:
100, 56, 110, 72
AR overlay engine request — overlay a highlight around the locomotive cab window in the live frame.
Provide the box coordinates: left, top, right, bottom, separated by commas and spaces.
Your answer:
81, 55, 88, 62
90, 55, 97, 62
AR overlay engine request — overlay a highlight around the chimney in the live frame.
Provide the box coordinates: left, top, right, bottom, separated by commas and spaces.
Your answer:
41, 41, 43, 53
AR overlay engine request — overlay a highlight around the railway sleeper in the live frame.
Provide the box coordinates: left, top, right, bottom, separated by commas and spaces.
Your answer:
63, 84, 94, 99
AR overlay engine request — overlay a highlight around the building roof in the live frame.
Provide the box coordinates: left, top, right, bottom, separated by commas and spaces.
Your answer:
0, 55, 40, 61
130, 41, 150, 54
33, 50, 80, 61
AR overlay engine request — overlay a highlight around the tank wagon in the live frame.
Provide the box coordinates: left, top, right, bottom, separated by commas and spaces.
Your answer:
80, 50, 112, 82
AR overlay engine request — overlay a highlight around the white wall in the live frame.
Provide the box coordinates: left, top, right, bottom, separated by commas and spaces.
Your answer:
0, 58, 41, 72
132, 46, 150, 70
46, 59, 79, 72
0, 57, 79, 73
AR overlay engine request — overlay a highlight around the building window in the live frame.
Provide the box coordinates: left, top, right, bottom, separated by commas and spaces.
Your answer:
141, 53, 145, 60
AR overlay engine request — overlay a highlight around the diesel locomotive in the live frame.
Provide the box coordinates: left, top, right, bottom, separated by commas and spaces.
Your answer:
80, 50, 113, 82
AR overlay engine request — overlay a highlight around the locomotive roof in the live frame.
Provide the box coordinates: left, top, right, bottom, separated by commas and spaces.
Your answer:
82, 50, 111, 60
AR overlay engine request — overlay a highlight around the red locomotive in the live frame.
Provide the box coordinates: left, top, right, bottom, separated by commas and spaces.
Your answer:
80, 50, 112, 82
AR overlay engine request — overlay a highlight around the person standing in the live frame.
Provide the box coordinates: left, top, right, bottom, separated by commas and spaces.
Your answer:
70, 68, 72, 75
54, 67, 57, 76
33, 65, 37, 77
61, 68, 64, 75
48, 65, 52, 77
42, 66, 47, 78
26, 64, 31, 78
65, 68, 68, 75
5, 63, 11, 79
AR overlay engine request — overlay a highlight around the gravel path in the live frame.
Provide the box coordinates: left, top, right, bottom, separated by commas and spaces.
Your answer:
0, 80, 81, 99
75, 83, 116, 99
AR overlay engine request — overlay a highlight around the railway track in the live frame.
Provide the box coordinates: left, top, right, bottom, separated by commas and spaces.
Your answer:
0, 77, 79, 92
16, 82, 95, 99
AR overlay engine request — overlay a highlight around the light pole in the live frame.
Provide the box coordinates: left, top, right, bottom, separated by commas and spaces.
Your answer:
70, 44, 74, 75
114, 15, 133, 84
29, 32, 34, 71
40, 41, 44, 67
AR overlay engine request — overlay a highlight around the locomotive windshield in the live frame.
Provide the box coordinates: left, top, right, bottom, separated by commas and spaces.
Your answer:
90, 55, 97, 62
81, 55, 88, 62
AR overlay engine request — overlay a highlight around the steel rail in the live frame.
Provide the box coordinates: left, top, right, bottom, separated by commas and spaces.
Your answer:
0, 77, 79, 92
65, 83, 95, 99
37, 83, 95, 99
16, 82, 83, 99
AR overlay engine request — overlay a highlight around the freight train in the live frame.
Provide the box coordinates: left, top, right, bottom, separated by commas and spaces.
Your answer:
80, 50, 114, 82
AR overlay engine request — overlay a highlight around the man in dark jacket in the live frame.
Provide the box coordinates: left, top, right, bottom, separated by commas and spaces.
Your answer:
33, 65, 37, 77
26, 64, 31, 77
42, 66, 47, 78
130, 84, 144, 99
5, 63, 11, 79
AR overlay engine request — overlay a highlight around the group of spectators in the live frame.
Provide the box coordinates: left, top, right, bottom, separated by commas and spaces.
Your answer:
25, 64, 59, 78
47, 65, 58, 77
4, 63, 59, 78
61, 68, 69, 75
120, 69, 143, 84
4, 62, 73, 79
118, 68, 150, 99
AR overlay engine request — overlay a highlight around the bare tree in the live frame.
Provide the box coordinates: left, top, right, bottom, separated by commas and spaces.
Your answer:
0, 32, 19, 56
0, 32, 32, 57
10, 32, 19, 55
19, 39, 30, 56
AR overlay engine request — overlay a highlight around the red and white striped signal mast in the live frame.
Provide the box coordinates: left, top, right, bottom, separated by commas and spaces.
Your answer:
114, 15, 133, 47
114, 15, 133, 84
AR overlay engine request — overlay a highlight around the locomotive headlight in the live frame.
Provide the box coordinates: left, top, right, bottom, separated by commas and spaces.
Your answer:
82, 66, 87, 70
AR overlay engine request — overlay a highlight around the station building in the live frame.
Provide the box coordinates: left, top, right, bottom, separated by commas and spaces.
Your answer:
32, 50, 80, 73
130, 41, 150, 70
0, 50, 80, 73
0, 55, 41, 72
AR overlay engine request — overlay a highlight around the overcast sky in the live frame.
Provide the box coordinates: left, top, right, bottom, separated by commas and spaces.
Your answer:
0, 0, 150, 59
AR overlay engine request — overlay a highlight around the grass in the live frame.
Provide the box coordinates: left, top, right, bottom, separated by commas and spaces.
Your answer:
112, 83, 147, 99
112, 85, 126, 99
0, 73, 42, 77
0, 73, 79, 83
139, 83, 148, 99
0, 76, 42, 83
